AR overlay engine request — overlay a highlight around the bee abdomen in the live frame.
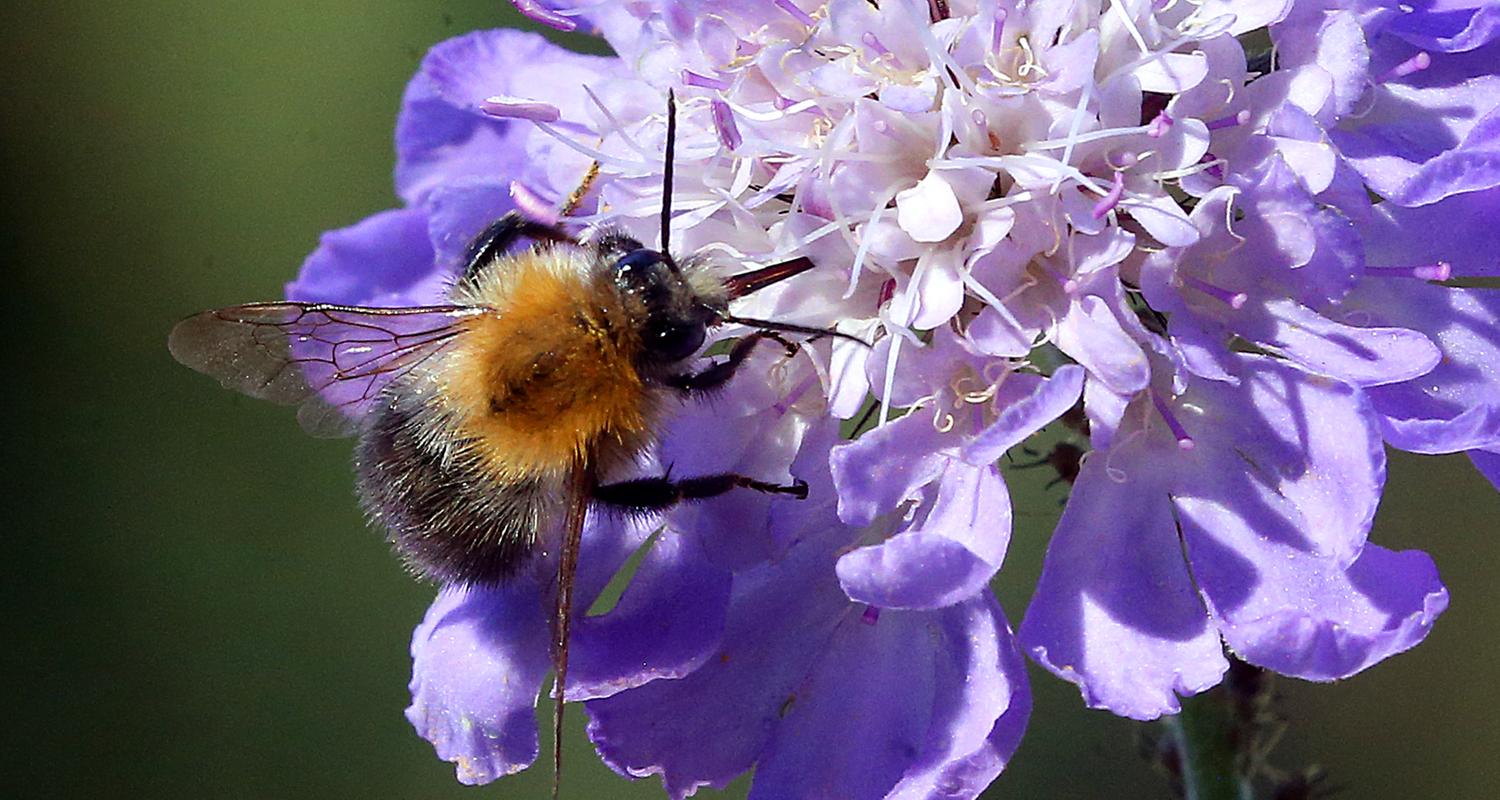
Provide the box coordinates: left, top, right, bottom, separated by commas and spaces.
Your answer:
354, 399, 552, 585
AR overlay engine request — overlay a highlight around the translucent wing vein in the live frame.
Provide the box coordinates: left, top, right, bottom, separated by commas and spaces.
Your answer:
169, 302, 487, 436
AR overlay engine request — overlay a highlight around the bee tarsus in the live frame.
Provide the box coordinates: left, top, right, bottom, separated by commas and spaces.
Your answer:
666, 330, 799, 393
593, 473, 809, 511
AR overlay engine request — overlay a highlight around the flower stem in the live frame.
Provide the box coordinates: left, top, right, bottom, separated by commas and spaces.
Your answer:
1164, 690, 1254, 800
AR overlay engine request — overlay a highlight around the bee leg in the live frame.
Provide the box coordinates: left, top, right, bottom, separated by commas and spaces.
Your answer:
462, 212, 576, 280
665, 331, 798, 394
593, 473, 809, 512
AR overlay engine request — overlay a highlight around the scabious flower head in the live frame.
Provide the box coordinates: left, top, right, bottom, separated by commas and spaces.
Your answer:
290, 0, 1500, 796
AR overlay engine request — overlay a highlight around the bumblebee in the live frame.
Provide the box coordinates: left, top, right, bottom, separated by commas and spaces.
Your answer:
170, 93, 827, 585
170, 210, 821, 581
169, 92, 830, 797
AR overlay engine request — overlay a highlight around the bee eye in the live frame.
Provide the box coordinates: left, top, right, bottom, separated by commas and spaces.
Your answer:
614, 249, 667, 288
645, 321, 705, 361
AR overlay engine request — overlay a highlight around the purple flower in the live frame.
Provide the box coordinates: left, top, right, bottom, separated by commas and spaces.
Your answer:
1275, 0, 1500, 206
1020, 352, 1447, 718
286, 0, 1500, 795
587, 423, 1031, 799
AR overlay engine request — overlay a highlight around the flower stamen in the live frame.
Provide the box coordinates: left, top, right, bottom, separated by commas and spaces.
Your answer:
879, 333, 904, 427
1026, 123, 1156, 152
1205, 109, 1251, 131
991, 8, 1009, 52
1092, 172, 1127, 219
481, 96, 561, 122
1110, 1, 1153, 55
1151, 391, 1196, 450
513, 0, 575, 32
530, 121, 654, 172
583, 85, 656, 160
1367, 262, 1452, 281
1147, 110, 1174, 138
1197, 152, 1226, 179
972, 109, 1001, 150
1380, 51, 1432, 84
861, 32, 904, 68
1053, 79, 1097, 191
682, 70, 730, 90
1182, 275, 1249, 309
711, 99, 743, 150
1016, 37, 1047, 79
772, 0, 817, 28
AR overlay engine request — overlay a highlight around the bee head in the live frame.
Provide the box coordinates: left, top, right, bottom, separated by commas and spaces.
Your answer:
612, 247, 716, 363
600, 90, 834, 371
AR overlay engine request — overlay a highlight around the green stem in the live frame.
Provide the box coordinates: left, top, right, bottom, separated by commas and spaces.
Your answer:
1165, 691, 1254, 800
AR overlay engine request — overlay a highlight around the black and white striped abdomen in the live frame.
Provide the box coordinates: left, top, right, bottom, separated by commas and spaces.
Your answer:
353, 392, 561, 586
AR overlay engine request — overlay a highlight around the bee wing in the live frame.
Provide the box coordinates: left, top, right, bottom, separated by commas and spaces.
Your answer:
169, 301, 488, 437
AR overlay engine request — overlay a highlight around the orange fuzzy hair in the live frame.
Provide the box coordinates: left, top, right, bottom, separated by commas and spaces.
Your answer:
441, 248, 659, 483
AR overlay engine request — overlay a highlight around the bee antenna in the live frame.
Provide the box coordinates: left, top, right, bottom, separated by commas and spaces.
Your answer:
720, 314, 871, 347
660, 89, 677, 259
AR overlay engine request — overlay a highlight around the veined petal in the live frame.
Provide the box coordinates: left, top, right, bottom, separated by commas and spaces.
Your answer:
1019, 439, 1228, 721
1195, 0, 1294, 36
831, 410, 953, 527
396, 29, 618, 205
1175, 355, 1387, 568
754, 597, 1028, 800
568, 530, 732, 701
422, 179, 515, 273
1177, 503, 1449, 681
405, 584, 551, 785
287, 208, 447, 306
1134, 52, 1211, 95
747, 611, 937, 799
1363, 185, 1500, 277
884, 596, 1031, 800
1083, 374, 1131, 451
420, 28, 613, 117
1273, 7, 1369, 117
963, 365, 1085, 465
1471, 448, 1500, 491
1238, 298, 1440, 387
1331, 42, 1500, 206
395, 66, 522, 206
836, 460, 1012, 609
1353, 282, 1500, 453
1388, 3, 1500, 53
838, 530, 995, 610
896, 171, 964, 243
1121, 193, 1200, 247
405, 510, 650, 785
586, 515, 854, 799
1054, 296, 1151, 394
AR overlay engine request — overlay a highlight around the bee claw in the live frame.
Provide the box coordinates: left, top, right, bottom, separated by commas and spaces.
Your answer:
787, 478, 809, 500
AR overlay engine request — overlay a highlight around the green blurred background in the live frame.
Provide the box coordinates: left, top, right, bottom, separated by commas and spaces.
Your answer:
4, 3, 1497, 797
